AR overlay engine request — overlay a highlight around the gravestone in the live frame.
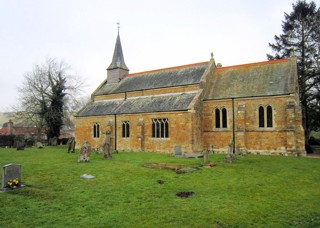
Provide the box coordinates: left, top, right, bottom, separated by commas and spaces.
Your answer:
67, 137, 76, 153
174, 145, 182, 156
14, 136, 25, 150
1, 164, 22, 190
210, 144, 214, 153
49, 137, 58, 146
16, 141, 25, 151
203, 149, 210, 165
102, 132, 112, 159
78, 141, 91, 162
36, 142, 44, 149
25, 138, 34, 147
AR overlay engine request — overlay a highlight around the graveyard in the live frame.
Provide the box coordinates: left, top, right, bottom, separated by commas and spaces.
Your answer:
0, 146, 319, 227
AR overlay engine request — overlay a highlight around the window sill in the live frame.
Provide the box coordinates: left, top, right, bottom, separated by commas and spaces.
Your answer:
151, 138, 170, 140
256, 128, 275, 131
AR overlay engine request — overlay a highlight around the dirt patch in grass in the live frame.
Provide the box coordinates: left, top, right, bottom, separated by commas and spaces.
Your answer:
176, 191, 194, 198
143, 162, 185, 170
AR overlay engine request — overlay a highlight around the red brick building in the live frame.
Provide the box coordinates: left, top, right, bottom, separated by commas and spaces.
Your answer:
0, 120, 37, 138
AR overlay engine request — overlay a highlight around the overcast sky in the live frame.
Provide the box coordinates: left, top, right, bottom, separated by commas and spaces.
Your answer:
0, 0, 296, 112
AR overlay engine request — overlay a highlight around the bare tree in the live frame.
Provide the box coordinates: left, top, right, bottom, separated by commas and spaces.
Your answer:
14, 58, 84, 141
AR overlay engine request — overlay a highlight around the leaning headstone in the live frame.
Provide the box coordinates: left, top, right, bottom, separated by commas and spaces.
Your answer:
67, 137, 76, 153
78, 141, 91, 162
1, 164, 22, 190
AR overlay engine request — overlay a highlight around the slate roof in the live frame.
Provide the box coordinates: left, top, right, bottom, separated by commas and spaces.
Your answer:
205, 59, 295, 100
107, 32, 129, 71
94, 62, 209, 96
77, 92, 197, 117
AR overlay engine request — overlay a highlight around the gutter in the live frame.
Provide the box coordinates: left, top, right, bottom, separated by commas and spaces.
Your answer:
232, 98, 235, 154
114, 114, 117, 151
203, 93, 292, 101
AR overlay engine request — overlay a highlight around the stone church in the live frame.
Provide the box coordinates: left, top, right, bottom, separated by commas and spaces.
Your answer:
74, 32, 306, 156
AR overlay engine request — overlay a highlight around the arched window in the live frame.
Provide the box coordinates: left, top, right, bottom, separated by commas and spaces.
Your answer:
258, 106, 273, 128
215, 108, 227, 129
215, 108, 220, 128
152, 118, 169, 138
93, 123, 100, 138
222, 108, 227, 128
122, 121, 130, 138
258, 106, 265, 128
267, 106, 273, 128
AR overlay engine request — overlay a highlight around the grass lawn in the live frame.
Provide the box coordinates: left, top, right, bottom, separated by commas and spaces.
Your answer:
0, 146, 320, 227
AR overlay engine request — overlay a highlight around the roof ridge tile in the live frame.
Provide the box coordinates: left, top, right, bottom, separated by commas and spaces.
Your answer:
216, 58, 289, 71
124, 61, 209, 77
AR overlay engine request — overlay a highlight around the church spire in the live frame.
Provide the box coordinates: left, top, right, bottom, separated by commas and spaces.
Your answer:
107, 24, 129, 71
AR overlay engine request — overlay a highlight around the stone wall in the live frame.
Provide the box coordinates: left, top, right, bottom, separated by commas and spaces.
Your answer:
74, 111, 200, 153
202, 95, 305, 155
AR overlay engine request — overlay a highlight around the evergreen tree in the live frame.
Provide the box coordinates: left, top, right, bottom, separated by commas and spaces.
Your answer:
267, 0, 320, 140
46, 72, 66, 139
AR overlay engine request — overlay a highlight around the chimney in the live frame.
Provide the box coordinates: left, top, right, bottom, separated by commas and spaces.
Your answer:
8, 119, 13, 135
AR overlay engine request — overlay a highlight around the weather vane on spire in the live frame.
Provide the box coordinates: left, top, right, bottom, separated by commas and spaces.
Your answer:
117, 22, 120, 33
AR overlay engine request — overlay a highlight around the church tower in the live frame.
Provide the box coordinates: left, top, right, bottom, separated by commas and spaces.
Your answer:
106, 26, 129, 83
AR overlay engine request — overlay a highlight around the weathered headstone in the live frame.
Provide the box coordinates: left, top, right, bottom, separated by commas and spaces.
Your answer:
36, 142, 44, 149
78, 141, 91, 162
67, 137, 76, 153
224, 140, 237, 163
228, 141, 234, 154
16, 141, 25, 151
210, 144, 214, 153
49, 137, 58, 146
94, 146, 103, 154
102, 131, 112, 159
1, 164, 22, 190
14, 136, 25, 150
203, 149, 210, 165
174, 145, 182, 156
25, 138, 34, 147
224, 153, 236, 163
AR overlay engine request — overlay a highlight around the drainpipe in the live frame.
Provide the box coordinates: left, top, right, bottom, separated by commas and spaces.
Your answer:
232, 98, 235, 154
114, 114, 117, 151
